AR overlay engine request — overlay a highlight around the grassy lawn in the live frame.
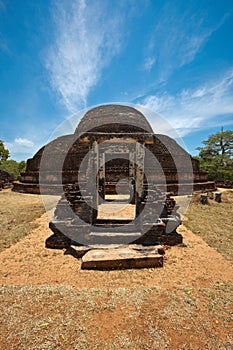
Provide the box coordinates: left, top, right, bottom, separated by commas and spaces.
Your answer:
0, 190, 45, 252
1, 189, 232, 260
1, 283, 232, 350
0, 189, 232, 349
183, 190, 233, 261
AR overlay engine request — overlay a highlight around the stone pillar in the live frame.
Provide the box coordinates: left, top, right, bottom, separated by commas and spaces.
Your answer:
135, 142, 145, 200
200, 193, 208, 204
209, 192, 214, 200
215, 192, 222, 203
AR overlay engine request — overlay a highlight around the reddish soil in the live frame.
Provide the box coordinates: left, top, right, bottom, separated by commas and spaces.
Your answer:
0, 211, 232, 290
1, 210, 232, 349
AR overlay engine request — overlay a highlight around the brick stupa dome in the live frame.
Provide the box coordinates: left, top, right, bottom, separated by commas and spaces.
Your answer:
75, 104, 153, 134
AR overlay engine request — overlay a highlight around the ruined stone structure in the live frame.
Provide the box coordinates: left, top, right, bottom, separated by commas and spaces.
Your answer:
13, 105, 215, 196
16, 104, 212, 251
0, 170, 13, 190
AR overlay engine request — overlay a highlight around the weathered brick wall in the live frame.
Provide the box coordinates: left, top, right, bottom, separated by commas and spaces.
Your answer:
13, 105, 213, 194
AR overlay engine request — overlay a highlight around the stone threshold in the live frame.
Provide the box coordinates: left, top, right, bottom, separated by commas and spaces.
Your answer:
67, 244, 165, 270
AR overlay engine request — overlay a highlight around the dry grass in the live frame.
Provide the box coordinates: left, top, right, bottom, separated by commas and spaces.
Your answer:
183, 190, 233, 261
0, 190, 45, 252
0, 189, 233, 349
1, 284, 232, 350
0, 190, 58, 253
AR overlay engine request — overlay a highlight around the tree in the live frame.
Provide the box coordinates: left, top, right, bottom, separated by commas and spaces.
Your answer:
18, 160, 26, 174
0, 140, 10, 161
196, 129, 233, 181
0, 140, 26, 180
0, 160, 26, 180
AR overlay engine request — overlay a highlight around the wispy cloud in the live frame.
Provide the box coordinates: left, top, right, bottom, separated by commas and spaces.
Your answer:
143, 56, 156, 71
14, 138, 34, 148
0, 1, 5, 11
0, 35, 9, 53
143, 2, 227, 80
46, 0, 125, 112
5, 138, 35, 160
140, 69, 233, 136
0, 2, 9, 54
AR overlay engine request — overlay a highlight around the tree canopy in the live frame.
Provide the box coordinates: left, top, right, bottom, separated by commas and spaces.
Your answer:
0, 140, 10, 161
0, 160, 26, 180
0, 140, 26, 180
196, 129, 233, 181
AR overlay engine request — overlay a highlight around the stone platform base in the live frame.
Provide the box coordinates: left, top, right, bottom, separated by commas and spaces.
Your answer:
80, 245, 164, 270
160, 232, 183, 246
12, 182, 64, 194
12, 180, 216, 195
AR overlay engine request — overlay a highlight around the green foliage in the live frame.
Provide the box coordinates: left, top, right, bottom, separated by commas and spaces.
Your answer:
18, 160, 26, 174
0, 140, 26, 180
196, 130, 233, 180
0, 140, 10, 161
0, 160, 26, 180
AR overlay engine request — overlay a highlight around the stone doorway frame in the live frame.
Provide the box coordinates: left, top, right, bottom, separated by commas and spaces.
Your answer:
93, 137, 146, 222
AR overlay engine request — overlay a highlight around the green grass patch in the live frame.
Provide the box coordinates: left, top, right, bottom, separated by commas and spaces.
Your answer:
183, 190, 233, 261
0, 190, 45, 252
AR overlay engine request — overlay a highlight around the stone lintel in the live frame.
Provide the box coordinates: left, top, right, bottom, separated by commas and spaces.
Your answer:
81, 246, 164, 270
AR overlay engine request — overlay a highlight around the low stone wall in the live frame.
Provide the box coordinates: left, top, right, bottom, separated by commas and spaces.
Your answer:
12, 180, 216, 196
154, 181, 216, 195
215, 180, 233, 189
12, 181, 65, 195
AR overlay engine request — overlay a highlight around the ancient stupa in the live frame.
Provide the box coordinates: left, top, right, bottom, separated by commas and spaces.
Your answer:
13, 105, 215, 267
13, 104, 215, 195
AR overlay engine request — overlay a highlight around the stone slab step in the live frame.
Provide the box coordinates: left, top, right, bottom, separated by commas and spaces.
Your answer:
89, 231, 141, 237
88, 231, 142, 245
81, 246, 164, 270
94, 219, 133, 225
92, 222, 139, 233
71, 243, 165, 252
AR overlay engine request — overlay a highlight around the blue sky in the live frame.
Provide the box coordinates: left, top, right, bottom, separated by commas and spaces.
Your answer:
0, 0, 233, 161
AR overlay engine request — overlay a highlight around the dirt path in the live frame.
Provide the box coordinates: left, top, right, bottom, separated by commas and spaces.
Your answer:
0, 212, 232, 289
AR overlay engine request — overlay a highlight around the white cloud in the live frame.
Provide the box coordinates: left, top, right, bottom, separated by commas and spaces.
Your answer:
140, 69, 233, 137
143, 57, 156, 71
143, 3, 227, 81
5, 138, 35, 161
14, 138, 34, 148
46, 0, 124, 112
